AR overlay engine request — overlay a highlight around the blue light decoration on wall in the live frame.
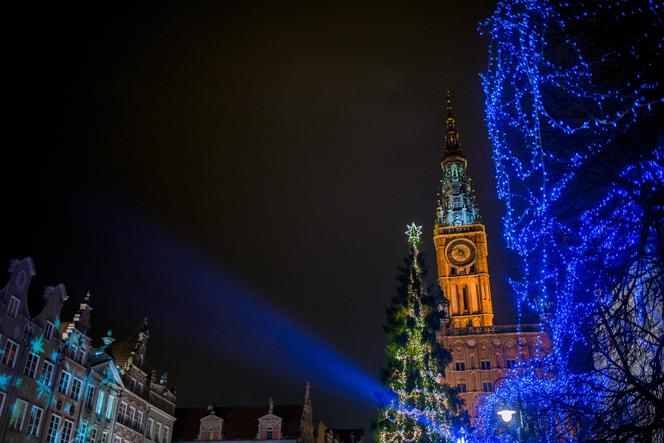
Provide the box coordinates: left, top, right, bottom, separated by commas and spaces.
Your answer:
474, 0, 663, 440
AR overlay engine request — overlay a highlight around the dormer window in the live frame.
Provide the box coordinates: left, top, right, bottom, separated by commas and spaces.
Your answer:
44, 321, 55, 341
199, 409, 223, 441
7, 296, 20, 318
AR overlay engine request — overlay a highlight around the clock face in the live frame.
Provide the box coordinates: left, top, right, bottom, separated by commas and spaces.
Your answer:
445, 238, 477, 267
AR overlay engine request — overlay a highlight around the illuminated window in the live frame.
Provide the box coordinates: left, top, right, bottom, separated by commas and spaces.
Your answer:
24, 352, 40, 378
58, 371, 71, 394
75, 421, 87, 443
454, 361, 466, 371
480, 360, 491, 370
1, 339, 20, 368
44, 321, 55, 341
96, 391, 105, 415
46, 414, 61, 443
71, 378, 83, 401
482, 382, 494, 392
39, 360, 55, 387
26, 404, 44, 438
105, 395, 115, 419
7, 296, 20, 318
9, 398, 28, 430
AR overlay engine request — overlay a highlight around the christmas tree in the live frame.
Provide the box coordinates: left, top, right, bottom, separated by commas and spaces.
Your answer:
376, 223, 457, 443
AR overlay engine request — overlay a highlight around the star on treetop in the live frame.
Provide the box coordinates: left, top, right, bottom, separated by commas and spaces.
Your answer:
405, 223, 423, 245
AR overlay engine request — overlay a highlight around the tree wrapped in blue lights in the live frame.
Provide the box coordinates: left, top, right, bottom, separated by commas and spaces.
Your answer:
376, 224, 457, 443
476, 0, 664, 441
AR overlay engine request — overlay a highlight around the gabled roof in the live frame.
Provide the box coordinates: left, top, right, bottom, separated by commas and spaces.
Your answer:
88, 353, 125, 387
110, 341, 136, 371
174, 404, 305, 441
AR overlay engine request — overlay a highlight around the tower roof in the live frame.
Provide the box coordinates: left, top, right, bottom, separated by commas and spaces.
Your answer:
443, 90, 463, 159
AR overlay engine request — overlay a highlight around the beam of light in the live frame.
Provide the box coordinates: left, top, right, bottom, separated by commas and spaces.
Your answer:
77, 189, 388, 406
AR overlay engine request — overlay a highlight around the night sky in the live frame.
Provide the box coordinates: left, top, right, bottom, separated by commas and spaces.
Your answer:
5, 1, 513, 430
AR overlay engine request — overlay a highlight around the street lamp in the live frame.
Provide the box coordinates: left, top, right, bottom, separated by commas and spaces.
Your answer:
496, 407, 516, 423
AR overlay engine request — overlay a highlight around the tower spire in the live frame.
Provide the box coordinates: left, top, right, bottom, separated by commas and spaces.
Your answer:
444, 90, 462, 157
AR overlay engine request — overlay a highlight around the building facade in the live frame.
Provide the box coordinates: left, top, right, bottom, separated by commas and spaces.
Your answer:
0, 257, 176, 443
433, 94, 551, 419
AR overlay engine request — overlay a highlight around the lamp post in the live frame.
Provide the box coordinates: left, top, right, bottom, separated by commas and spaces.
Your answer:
494, 378, 527, 442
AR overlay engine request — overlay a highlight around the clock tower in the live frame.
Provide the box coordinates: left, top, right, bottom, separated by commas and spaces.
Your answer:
434, 92, 494, 328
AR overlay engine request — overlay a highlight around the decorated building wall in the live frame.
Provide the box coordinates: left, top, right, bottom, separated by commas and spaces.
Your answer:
0, 257, 176, 443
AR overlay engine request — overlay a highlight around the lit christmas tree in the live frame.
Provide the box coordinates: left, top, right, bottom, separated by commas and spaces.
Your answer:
376, 223, 457, 443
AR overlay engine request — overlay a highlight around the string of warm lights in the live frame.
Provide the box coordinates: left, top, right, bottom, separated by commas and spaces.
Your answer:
377, 225, 454, 442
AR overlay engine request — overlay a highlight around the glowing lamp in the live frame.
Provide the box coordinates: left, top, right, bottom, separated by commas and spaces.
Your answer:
497, 408, 517, 423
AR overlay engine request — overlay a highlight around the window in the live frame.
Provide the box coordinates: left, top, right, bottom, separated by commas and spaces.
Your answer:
113, 436, 121, 443
118, 401, 127, 420
75, 421, 87, 443
105, 395, 114, 419
462, 287, 469, 312
26, 404, 44, 438
480, 360, 491, 370
136, 381, 143, 394
147, 418, 154, 439
89, 428, 97, 443
482, 382, 494, 392
58, 371, 71, 394
129, 405, 136, 426
137, 410, 144, 430
267, 427, 273, 440
7, 295, 21, 318
46, 414, 61, 443
85, 386, 95, 409
76, 349, 87, 365
506, 359, 516, 369
164, 426, 170, 442
456, 383, 468, 393
9, 398, 29, 430
71, 378, 83, 401
1, 339, 20, 368
454, 361, 466, 371
44, 321, 55, 341
96, 391, 105, 415
156, 422, 163, 443
24, 352, 40, 378
39, 360, 55, 386
62, 419, 74, 443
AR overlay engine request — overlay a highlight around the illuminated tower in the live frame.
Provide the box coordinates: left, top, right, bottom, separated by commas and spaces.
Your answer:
434, 91, 494, 328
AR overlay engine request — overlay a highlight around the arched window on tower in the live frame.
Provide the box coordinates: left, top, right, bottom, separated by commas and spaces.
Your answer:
462, 286, 469, 313
476, 284, 481, 312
